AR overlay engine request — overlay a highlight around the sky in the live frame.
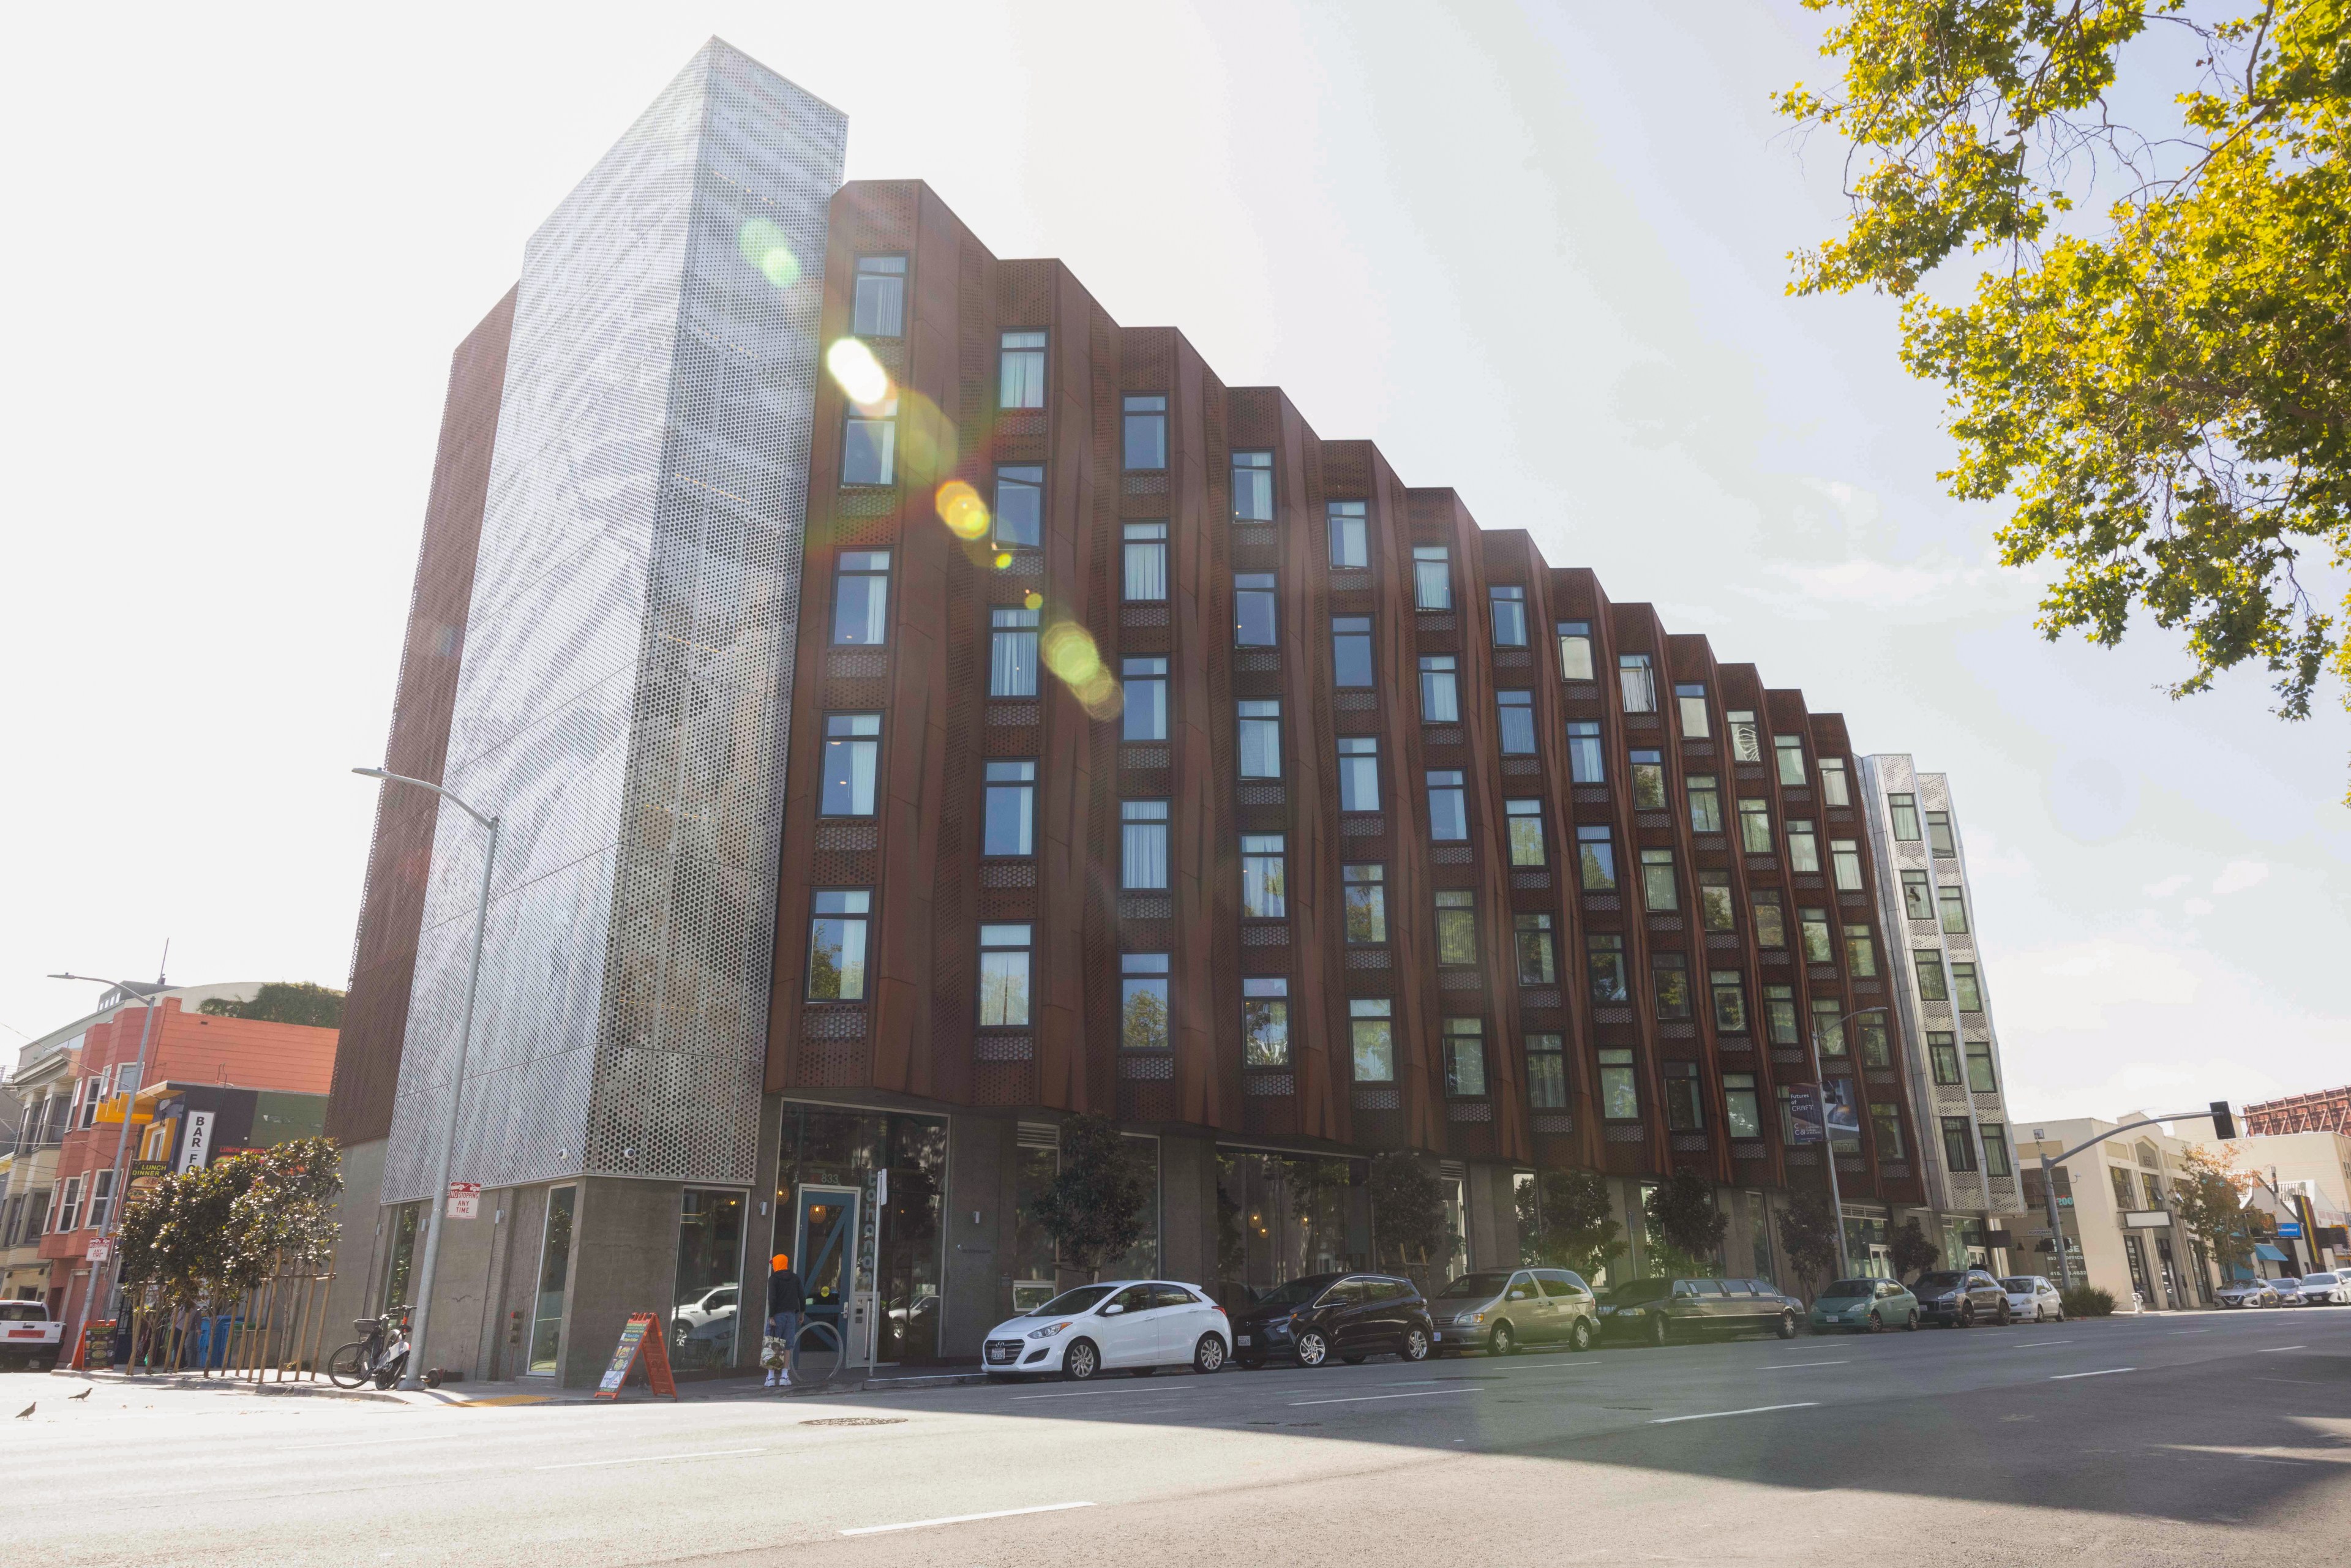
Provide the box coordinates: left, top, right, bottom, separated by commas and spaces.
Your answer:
1, 1, 2342, 1127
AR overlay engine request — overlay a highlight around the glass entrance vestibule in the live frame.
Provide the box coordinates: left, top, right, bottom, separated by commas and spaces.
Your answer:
1215, 1149, 1368, 1296
774, 1102, 947, 1365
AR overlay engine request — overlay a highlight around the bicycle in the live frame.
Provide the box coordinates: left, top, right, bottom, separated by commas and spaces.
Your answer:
328, 1306, 413, 1390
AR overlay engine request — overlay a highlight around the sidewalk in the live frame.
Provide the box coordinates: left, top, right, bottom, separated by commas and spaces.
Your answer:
50, 1362, 991, 1409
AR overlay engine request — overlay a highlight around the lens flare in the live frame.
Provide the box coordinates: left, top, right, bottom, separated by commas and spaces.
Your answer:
826, 337, 891, 409
1023, 591, 1043, 611
994, 551, 1013, 569
736, 220, 801, 288
934, 481, 990, 541
1040, 621, 1123, 721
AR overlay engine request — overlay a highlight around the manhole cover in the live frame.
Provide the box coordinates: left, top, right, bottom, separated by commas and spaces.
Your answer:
801, 1417, 907, 1427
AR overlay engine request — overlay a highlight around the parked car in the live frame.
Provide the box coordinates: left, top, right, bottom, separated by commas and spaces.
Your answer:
0, 1301, 62, 1371
2286, 1270, 2347, 1305
1229, 1272, 1433, 1369
2271, 1276, 2311, 1306
1597, 1277, 1801, 1346
1911, 1267, 2012, 1327
1429, 1267, 1599, 1356
980, 1280, 1231, 1381
2215, 1278, 2280, 1308
1808, 1277, 1919, 1333
2000, 1275, 2066, 1322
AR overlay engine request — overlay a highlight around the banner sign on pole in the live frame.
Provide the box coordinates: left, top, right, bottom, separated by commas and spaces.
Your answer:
1821, 1079, 1861, 1143
593, 1311, 678, 1401
446, 1182, 482, 1220
1787, 1085, 1825, 1146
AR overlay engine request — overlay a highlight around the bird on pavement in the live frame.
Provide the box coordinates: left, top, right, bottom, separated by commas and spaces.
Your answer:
67, 1388, 90, 1401
14, 1403, 32, 1419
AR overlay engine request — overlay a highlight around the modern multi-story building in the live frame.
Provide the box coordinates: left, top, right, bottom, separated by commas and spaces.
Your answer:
1858, 757, 2024, 1274
326, 39, 1948, 1387
2244, 1086, 2351, 1138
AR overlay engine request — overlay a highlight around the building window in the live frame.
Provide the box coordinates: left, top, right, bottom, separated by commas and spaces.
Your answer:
1123, 394, 1167, 470
1928, 1032, 1961, 1085
1351, 999, 1395, 1082
1557, 620, 1594, 680
1819, 757, 1851, 807
2110, 1166, 2136, 1209
1598, 1049, 1639, 1119
1337, 736, 1381, 811
1952, 961, 1983, 1012
841, 394, 898, 486
1687, 775, 1722, 833
1813, 999, 1847, 1056
1435, 890, 1478, 965
984, 761, 1035, 857
820, 714, 880, 816
990, 607, 1039, 697
1234, 572, 1277, 646
852, 255, 906, 337
1343, 865, 1387, 942
1981, 1123, 2012, 1177
993, 465, 1044, 548
1914, 949, 1948, 1000
1232, 450, 1273, 521
1753, 893, 1785, 948
1123, 657, 1169, 741
999, 329, 1046, 408
1243, 978, 1289, 1067
1942, 1117, 1978, 1173
1237, 700, 1281, 778
1844, 923, 1877, 977
56, 1176, 81, 1234
1925, 809, 1957, 857
1587, 935, 1629, 1003
1872, 1104, 1905, 1160
1496, 690, 1536, 754
1241, 835, 1288, 919
1856, 1012, 1891, 1067
1727, 709, 1762, 763
1965, 1040, 1998, 1093
1710, 970, 1748, 1032
1122, 801, 1169, 890
1515, 913, 1556, 985
1663, 1062, 1703, 1131
1640, 847, 1678, 912
1739, 797, 1772, 853
1490, 585, 1528, 647
1653, 953, 1692, 1019
1419, 655, 1459, 722
1567, 721, 1603, 782
1724, 1073, 1763, 1138
1427, 770, 1468, 841
1577, 825, 1616, 891
1444, 1018, 1487, 1097
1332, 617, 1374, 687
831, 550, 890, 645
979, 924, 1033, 1027
1504, 798, 1545, 867
1327, 500, 1368, 568
1888, 792, 1922, 841
1122, 953, 1171, 1051
1831, 838, 1863, 891
1938, 885, 1969, 933
85, 1169, 116, 1232
1764, 985, 1798, 1045
1618, 653, 1657, 714
1698, 871, 1735, 932
1774, 733, 1806, 787
1675, 683, 1710, 738
1412, 546, 1451, 609
1527, 1034, 1567, 1109
1123, 522, 1168, 600
1787, 820, 1820, 873
1900, 870, 1933, 921
807, 890, 871, 1001
1799, 907, 1834, 964
1629, 749, 1667, 811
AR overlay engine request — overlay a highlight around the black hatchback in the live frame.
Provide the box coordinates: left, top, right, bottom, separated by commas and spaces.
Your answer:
1229, 1272, 1435, 1368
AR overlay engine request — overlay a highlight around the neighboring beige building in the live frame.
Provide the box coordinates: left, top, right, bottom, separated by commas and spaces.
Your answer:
2221, 1130, 2351, 1275
2014, 1114, 2224, 1311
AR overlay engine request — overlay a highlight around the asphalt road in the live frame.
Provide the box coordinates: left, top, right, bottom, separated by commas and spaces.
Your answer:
5, 1306, 2345, 1566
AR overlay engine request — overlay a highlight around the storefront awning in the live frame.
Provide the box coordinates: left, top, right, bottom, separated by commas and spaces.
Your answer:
2255, 1243, 2289, 1262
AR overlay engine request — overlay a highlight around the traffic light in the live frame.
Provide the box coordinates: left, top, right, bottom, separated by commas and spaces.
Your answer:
2210, 1100, 2238, 1141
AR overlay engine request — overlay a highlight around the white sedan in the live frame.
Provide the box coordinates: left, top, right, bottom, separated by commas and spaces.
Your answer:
981, 1279, 1231, 1381
2286, 1272, 2349, 1305
2000, 1275, 2066, 1322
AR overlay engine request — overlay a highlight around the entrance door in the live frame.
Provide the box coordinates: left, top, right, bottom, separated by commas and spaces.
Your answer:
795, 1187, 860, 1354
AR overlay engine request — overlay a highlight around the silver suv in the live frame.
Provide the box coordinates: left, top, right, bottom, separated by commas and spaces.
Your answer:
1429, 1267, 1599, 1356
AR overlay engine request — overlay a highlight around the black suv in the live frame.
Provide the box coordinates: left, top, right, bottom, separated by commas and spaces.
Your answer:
1912, 1267, 2011, 1327
1596, 1277, 1802, 1346
1229, 1272, 1435, 1368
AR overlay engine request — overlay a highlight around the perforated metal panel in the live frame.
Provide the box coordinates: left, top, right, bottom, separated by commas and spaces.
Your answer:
384, 41, 845, 1202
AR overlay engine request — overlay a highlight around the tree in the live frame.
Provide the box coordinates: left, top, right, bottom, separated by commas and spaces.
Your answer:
198, 982, 346, 1029
2175, 1143, 2264, 1275
117, 1139, 344, 1321
1026, 1115, 1151, 1281
1643, 1172, 1730, 1277
1368, 1150, 1450, 1275
1779, 2, 2351, 776
1517, 1168, 1627, 1283
1777, 1188, 1843, 1301
1889, 1217, 1941, 1281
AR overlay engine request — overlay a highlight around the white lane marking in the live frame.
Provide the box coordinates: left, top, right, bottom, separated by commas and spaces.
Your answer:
2257, 1346, 2309, 1353
1288, 1387, 1479, 1408
842, 1501, 1093, 1536
2000, 1340, 2076, 1349
2172, 1330, 2210, 1335
1649, 1401, 1818, 1425
535, 1447, 765, 1471
1757, 1361, 1848, 1370
2050, 1368, 2135, 1381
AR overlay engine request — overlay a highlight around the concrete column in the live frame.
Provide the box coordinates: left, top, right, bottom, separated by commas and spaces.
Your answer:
739, 1096, 785, 1373
1158, 1130, 1221, 1286
560, 1177, 682, 1389
319, 1137, 388, 1352
1465, 1164, 1521, 1272
942, 1113, 1013, 1360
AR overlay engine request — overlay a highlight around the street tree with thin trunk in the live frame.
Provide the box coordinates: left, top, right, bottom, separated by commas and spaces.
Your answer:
1889, 1217, 1941, 1282
1778, 1188, 1843, 1302
1517, 1168, 1627, 1285
2175, 1144, 2265, 1276
1027, 1115, 1151, 1282
1369, 1150, 1450, 1278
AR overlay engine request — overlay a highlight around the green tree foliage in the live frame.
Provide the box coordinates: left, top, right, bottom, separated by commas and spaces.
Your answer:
2175, 1143, 2265, 1272
1777, 1187, 1844, 1299
1517, 1168, 1627, 1283
1643, 1172, 1730, 1277
197, 982, 346, 1029
1368, 1150, 1451, 1273
1027, 1115, 1151, 1281
1889, 1216, 1942, 1280
116, 1138, 343, 1314
1780, 1, 2351, 771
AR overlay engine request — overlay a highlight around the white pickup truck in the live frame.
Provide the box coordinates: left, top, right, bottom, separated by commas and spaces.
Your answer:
1, 1302, 64, 1371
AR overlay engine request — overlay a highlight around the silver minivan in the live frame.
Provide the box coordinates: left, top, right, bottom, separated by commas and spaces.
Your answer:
1429, 1267, 1599, 1356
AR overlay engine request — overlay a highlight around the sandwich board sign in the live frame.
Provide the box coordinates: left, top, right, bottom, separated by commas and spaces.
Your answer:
594, 1311, 677, 1401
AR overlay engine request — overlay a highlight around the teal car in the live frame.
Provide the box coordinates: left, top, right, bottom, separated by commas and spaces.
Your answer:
1807, 1277, 1919, 1332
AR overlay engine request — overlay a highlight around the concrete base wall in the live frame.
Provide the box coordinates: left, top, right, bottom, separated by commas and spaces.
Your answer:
560, 1177, 682, 1389
1160, 1131, 1220, 1288
320, 1138, 388, 1353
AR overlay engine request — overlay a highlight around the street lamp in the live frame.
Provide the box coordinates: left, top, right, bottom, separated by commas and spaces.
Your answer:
49, 965, 169, 1360
353, 767, 500, 1390
1807, 1005, 1886, 1281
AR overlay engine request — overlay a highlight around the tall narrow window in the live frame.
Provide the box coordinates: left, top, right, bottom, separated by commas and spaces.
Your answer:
1914, 949, 1949, 1000
820, 714, 880, 816
1831, 838, 1863, 890
1640, 847, 1678, 912
1938, 885, 1970, 933
1856, 1013, 1890, 1067
1343, 864, 1387, 942
1942, 1117, 1979, 1173
1663, 1062, 1703, 1131
1243, 978, 1289, 1067
1122, 657, 1168, 741
1122, 801, 1169, 890
1598, 1049, 1638, 1119
1965, 1040, 1998, 1093
1587, 936, 1629, 1003
1237, 700, 1281, 778
1724, 1074, 1762, 1138
1496, 691, 1536, 754
1774, 734, 1807, 787
1652, 953, 1692, 1019
1427, 771, 1468, 840
1928, 1032, 1962, 1085
831, 550, 890, 645
1687, 775, 1722, 833
1121, 953, 1171, 1051
1577, 825, 1616, 890
1619, 653, 1657, 714
1675, 683, 1710, 738
1813, 999, 1847, 1056
1727, 710, 1762, 763
1435, 890, 1477, 965
1504, 798, 1545, 867
807, 890, 871, 1001
1764, 985, 1798, 1045
1527, 1035, 1567, 1109
1630, 749, 1667, 810
852, 255, 906, 337
994, 465, 1044, 548
1419, 656, 1459, 722
1514, 913, 1556, 985
1981, 1124, 2012, 1177
999, 329, 1046, 408
1888, 792, 1922, 841
978, 924, 1032, 1026
1351, 999, 1395, 1082
56, 1177, 81, 1234
1444, 1018, 1487, 1097
983, 761, 1035, 857
842, 395, 898, 486
1925, 811, 1957, 857
1327, 500, 1368, 568
1799, 907, 1834, 964
990, 607, 1039, 697
1240, 835, 1288, 918
1710, 970, 1747, 1032
1490, 585, 1528, 647
1233, 572, 1277, 646
1902, 870, 1933, 921
1870, 1104, 1905, 1160
1786, 819, 1820, 873
1122, 522, 1168, 601
1123, 394, 1167, 470
1412, 546, 1451, 609
1698, 871, 1735, 932
1567, 720, 1604, 782
1818, 757, 1851, 806
1232, 450, 1273, 521
1753, 892, 1785, 947
1557, 620, 1594, 680
1738, 797, 1772, 853
1951, 961, 1984, 1012
1844, 923, 1878, 977
1332, 617, 1374, 687
1337, 736, 1380, 811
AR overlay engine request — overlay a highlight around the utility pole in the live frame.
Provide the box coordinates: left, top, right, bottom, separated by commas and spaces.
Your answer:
49, 956, 170, 1365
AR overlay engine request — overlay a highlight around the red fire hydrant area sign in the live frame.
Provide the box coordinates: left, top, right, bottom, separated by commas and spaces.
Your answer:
593, 1311, 677, 1400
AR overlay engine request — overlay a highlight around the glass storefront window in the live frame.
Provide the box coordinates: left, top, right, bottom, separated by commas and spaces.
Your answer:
1842, 1208, 1891, 1278
1215, 1150, 1367, 1295
529, 1186, 576, 1375
670, 1188, 744, 1372
380, 1201, 420, 1316
776, 1103, 948, 1365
